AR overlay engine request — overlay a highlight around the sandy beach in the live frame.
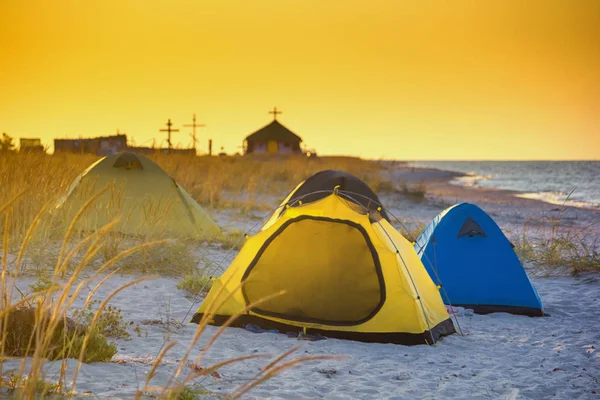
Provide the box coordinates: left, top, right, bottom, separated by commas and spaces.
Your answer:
3, 163, 599, 399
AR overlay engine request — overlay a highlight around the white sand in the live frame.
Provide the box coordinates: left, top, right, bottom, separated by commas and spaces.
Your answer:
3, 166, 600, 399
4, 272, 599, 399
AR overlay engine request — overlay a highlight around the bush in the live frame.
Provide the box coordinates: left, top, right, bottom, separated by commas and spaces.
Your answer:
28, 276, 57, 293
1, 372, 62, 397
0, 307, 116, 363
72, 300, 133, 339
177, 274, 213, 297
167, 385, 211, 400
215, 229, 246, 251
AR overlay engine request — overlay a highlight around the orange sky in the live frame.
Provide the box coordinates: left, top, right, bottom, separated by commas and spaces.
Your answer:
1, 0, 599, 160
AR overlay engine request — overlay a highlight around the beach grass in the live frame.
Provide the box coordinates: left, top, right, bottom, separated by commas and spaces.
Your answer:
177, 274, 213, 297
0, 197, 341, 398
0, 151, 379, 396
514, 209, 600, 276
1, 151, 599, 397
0, 152, 390, 277
399, 180, 427, 202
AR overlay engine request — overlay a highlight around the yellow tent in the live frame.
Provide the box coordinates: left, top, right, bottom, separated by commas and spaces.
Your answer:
57, 152, 219, 238
193, 191, 455, 345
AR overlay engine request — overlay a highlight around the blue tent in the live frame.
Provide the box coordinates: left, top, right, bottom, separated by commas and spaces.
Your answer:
415, 203, 543, 317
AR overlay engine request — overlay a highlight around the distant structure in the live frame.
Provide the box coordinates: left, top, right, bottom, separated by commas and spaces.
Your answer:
183, 114, 205, 154
159, 119, 179, 153
54, 133, 127, 155
53, 129, 195, 156
244, 107, 303, 155
19, 138, 45, 153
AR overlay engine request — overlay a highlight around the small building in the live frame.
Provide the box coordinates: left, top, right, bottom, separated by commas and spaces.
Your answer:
98, 134, 128, 155
244, 108, 303, 155
54, 134, 127, 155
19, 138, 45, 153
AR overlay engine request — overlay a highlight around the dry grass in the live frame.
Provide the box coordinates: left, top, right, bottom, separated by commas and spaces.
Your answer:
0, 197, 341, 398
0, 152, 376, 395
150, 153, 388, 208
0, 194, 163, 397
0, 152, 374, 396
0, 152, 387, 214
513, 208, 600, 276
0, 152, 389, 275
399, 181, 427, 202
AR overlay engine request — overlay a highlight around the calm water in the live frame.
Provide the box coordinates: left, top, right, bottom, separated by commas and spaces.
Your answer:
411, 161, 600, 209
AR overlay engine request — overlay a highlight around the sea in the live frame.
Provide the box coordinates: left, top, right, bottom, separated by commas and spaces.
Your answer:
411, 161, 600, 209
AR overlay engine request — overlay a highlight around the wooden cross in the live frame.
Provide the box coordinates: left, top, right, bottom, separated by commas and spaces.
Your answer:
159, 118, 180, 152
183, 113, 206, 152
269, 107, 282, 121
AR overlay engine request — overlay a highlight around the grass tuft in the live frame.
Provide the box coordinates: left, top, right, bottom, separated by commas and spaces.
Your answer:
214, 229, 246, 251
167, 385, 211, 400
177, 274, 213, 297
513, 206, 600, 276
400, 181, 427, 202
72, 299, 136, 339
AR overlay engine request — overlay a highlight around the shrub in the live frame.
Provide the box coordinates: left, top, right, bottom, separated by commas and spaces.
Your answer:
1, 372, 62, 397
0, 307, 116, 363
28, 276, 57, 293
167, 385, 211, 400
177, 274, 213, 297
72, 300, 132, 339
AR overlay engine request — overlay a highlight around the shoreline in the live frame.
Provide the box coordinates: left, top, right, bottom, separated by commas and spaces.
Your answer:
397, 160, 599, 211
392, 164, 600, 213
384, 164, 600, 237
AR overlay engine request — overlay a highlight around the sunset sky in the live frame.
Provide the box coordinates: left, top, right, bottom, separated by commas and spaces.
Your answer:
1, 0, 599, 160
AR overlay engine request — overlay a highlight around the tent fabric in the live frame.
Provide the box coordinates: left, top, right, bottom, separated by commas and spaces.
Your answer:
56, 152, 220, 238
192, 193, 455, 345
456, 217, 487, 238
415, 203, 543, 317
262, 170, 390, 231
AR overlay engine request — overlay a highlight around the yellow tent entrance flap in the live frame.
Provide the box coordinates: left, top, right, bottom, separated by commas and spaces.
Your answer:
193, 193, 455, 345
243, 216, 385, 325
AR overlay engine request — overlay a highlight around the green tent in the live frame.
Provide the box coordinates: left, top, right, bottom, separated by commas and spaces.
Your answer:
57, 152, 219, 238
